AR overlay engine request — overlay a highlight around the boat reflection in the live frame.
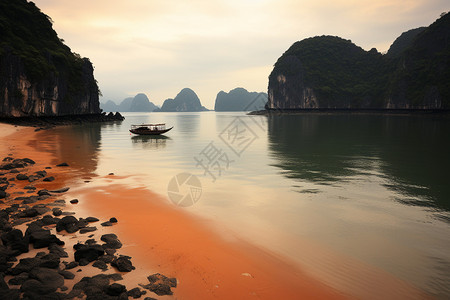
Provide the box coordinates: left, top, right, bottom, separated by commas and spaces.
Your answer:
131, 135, 171, 150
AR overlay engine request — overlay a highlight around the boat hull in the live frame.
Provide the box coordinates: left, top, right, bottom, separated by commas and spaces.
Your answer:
129, 127, 173, 135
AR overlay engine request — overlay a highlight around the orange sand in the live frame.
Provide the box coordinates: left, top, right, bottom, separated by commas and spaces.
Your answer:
74, 184, 348, 299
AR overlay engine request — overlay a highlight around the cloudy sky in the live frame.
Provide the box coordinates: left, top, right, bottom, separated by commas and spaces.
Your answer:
33, 0, 448, 109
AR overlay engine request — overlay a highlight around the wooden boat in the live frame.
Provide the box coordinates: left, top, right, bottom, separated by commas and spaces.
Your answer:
129, 123, 173, 135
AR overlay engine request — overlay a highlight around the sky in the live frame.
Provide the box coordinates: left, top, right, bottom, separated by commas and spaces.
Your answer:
33, 0, 449, 109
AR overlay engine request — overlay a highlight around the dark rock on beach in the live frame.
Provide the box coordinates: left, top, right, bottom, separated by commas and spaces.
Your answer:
74, 242, 105, 263
85, 216, 99, 222
140, 273, 177, 296
111, 255, 135, 272
49, 187, 70, 193
56, 216, 80, 233
15, 174, 28, 181
101, 233, 122, 249
29, 229, 64, 248
69, 273, 124, 299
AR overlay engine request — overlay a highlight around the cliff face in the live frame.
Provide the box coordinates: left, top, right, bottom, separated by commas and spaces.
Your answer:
268, 13, 450, 110
0, 0, 100, 117
160, 88, 208, 112
214, 88, 267, 111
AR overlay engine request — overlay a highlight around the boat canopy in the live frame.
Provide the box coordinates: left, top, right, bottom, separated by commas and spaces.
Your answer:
130, 123, 166, 130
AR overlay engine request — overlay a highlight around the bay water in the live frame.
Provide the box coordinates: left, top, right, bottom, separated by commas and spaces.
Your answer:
39, 112, 450, 298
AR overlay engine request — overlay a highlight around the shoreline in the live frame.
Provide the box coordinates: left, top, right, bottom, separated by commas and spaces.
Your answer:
0, 123, 348, 299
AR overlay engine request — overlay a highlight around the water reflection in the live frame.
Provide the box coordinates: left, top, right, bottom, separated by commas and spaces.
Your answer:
268, 114, 450, 212
32, 123, 102, 178
175, 113, 200, 134
131, 135, 171, 150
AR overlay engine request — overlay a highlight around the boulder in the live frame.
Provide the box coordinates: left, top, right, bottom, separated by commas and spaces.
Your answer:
29, 229, 64, 248
56, 216, 79, 233
74, 243, 105, 262
101, 233, 122, 249
15, 174, 29, 180
111, 256, 135, 272
140, 273, 177, 296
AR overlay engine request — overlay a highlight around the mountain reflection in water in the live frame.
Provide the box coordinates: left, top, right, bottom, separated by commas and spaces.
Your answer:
267, 114, 450, 213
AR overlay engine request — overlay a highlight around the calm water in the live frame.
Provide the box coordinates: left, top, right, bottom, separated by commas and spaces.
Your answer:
41, 112, 450, 298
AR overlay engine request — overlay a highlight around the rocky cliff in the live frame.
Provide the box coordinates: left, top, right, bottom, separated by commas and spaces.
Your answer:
159, 88, 208, 112
268, 13, 450, 110
214, 88, 267, 111
0, 0, 100, 117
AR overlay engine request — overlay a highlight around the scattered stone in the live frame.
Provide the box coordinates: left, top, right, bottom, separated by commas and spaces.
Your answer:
108, 173, 114, 176
71, 274, 123, 299
38, 253, 61, 269
45, 166, 52, 169
56, 162, 69, 167
22, 158, 36, 165
1, 228, 29, 256
43, 176, 55, 182
29, 229, 64, 248
111, 255, 135, 272
85, 216, 99, 222
52, 208, 62, 216
92, 260, 108, 271
9, 169, 19, 173
41, 215, 59, 225
101, 221, 113, 227
58, 269, 75, 280
32, 204, 50, 215
64, 261, 79, 270
49, 244, 68, 258
101, 233, 122, 249
16, 174, 29, 180
37, 189, 51, 196
109, 217, 118, 223
16, 196, 38, 204
34, 170, 47, 178
61, 211, 76, 215
74, 242, 105, 263
106, 283, 126, 296
56, 216, 79, 233
11, 258, 40, 275
49, 187, 70, 193
128, 287, 147, 299
0, 190, 6, 199
70, 199, 79, 204
8, 272, 29, 285
80, 226, 97, 234
22, 267, 65, 295
140, 273, 177, 296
